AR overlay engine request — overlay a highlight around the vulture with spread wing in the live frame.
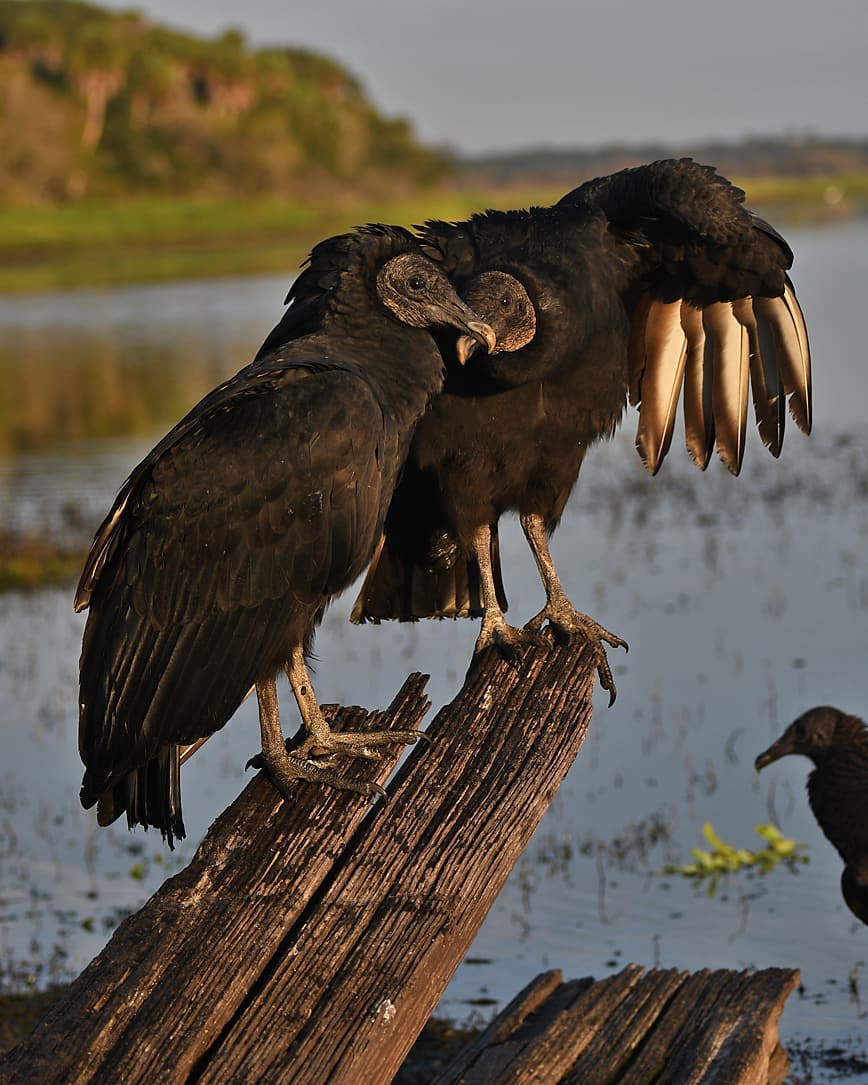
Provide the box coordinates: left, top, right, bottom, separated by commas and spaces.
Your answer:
352, 160, 811, 701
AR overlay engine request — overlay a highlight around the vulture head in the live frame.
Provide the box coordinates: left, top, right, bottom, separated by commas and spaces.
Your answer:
376, 251, 496, 349
453, 271, 537, 363
755, 705, 866, 770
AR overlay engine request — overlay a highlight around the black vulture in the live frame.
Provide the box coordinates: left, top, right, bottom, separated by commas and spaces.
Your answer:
75, 224, 495, 847
756, 706, 868, 926
351, 160, 812, 700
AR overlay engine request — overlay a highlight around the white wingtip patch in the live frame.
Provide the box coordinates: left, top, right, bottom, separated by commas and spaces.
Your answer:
699, 303, 750, 475
681, 302, 714, 470
634, 300, 688, 475
754, 290, 812, 437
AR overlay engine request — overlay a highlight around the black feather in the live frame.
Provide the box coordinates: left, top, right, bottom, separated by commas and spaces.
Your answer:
352, 160, 811, 640
77, 225, 479, 845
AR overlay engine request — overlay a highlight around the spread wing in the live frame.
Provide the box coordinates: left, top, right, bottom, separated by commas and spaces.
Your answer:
78, 360, 387, 805
560, 159, 812, 475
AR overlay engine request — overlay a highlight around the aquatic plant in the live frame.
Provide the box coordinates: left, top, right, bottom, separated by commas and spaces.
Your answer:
665, 821, 808, 894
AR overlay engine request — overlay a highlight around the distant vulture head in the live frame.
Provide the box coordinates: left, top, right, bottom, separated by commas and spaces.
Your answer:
755, 706, 867, 770
454, 271, 537, 364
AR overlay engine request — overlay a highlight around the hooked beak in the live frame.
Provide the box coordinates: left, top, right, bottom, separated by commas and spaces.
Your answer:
459, 320, 496, 364
432, 298, 496, 365
755, 735, 795, 772
456, 333, 480, 365
455, 321, 497, 365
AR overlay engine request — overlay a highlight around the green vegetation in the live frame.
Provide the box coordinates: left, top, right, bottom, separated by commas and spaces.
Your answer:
665, 822, 809, 894
0, 0, 448, 206
1, 170, 861, 295
0, 525, 85, 591
0, 185, 566, 293
1, 3, 866, 294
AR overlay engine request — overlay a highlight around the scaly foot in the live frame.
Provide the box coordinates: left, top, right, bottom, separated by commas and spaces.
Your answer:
246, 744, 387, 800
294, 727, 428, 762
525, 599, 628, 705
473, 610, 549, 666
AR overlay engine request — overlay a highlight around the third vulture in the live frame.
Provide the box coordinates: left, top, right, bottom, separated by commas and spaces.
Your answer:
756, 707, 868, 926
351, 159, 812, 700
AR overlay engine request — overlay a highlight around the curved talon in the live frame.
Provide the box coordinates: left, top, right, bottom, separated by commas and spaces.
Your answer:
526, 602, 627, 706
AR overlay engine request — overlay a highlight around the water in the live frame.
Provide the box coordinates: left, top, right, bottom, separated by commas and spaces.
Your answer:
1, 224, 867, 1075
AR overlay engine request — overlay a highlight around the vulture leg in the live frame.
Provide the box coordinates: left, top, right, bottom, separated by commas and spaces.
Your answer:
521, 512, 627, 705
285, 645, 423, 764
252, 670, 387, 800
472, 523, 548, 661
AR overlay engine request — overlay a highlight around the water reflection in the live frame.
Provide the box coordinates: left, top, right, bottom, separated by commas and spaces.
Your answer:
0, 274, 290, 453
1, 224, 868, 1075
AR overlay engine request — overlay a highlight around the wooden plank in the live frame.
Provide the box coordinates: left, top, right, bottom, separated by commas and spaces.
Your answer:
431, 966, 799, 1085
430, 969, 566, 1083
0, 641, 598, 1085
618, 968, 722, 1081
657, 968, 798, 1085
445, 966, 646, 1085
561, 966, 688, 1082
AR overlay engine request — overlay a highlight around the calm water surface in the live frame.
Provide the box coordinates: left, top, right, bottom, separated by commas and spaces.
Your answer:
1, 224, 868, 1076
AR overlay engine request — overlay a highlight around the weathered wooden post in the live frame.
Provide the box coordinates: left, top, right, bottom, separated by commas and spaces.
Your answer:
1, 640, 598, 1084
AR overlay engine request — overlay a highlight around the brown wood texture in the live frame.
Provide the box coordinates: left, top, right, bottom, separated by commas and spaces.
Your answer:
0, 676, 431, 1085
434, 965, 800, 1085
1, 640, 598, 1085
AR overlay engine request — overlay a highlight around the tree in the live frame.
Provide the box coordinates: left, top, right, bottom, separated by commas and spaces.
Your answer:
66, 23, 126, 152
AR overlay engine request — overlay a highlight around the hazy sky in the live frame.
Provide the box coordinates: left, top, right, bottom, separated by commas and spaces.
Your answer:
99, 0, 867, 155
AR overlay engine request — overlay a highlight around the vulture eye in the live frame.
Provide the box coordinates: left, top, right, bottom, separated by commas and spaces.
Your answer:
408, 275, 425, 292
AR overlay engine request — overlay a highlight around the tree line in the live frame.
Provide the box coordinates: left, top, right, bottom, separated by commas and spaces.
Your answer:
0, 0, 449, 204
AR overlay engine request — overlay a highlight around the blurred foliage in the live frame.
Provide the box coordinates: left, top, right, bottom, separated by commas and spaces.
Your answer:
0, 522, 86, 591
665, 821, 808, 895
0, 0, 451, 206
0, 184, 566, 293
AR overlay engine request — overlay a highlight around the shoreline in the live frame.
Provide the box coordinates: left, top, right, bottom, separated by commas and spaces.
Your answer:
0, 177, 864, 296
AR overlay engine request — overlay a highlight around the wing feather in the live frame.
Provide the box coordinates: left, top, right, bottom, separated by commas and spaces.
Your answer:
753, 289, 812, 434
634, 300, 688, 475
79, 367, 387, 805
732, 297, 785, 457
681, 302, 715, 469
704, 302, 750, 475
627, 294, 653, 408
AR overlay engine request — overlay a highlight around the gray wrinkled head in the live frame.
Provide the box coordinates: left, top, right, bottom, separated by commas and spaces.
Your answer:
454, 271, 537, 363
376, 252, 495, 351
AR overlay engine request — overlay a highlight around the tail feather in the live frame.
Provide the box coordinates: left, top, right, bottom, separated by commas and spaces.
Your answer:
91, 744, 185, 850
351, 526, 507, 623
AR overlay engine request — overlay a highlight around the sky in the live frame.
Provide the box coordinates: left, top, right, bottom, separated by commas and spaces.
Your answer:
97, 0, 868, 156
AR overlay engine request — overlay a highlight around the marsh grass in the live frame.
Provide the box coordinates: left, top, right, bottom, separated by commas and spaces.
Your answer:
2, 174, 859, 294
0, 187, 565, 294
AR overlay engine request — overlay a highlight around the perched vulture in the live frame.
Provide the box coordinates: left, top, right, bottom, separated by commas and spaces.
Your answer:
352, 159, 811, 701
756, 706, 868, 926
76, 225, 494, 846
